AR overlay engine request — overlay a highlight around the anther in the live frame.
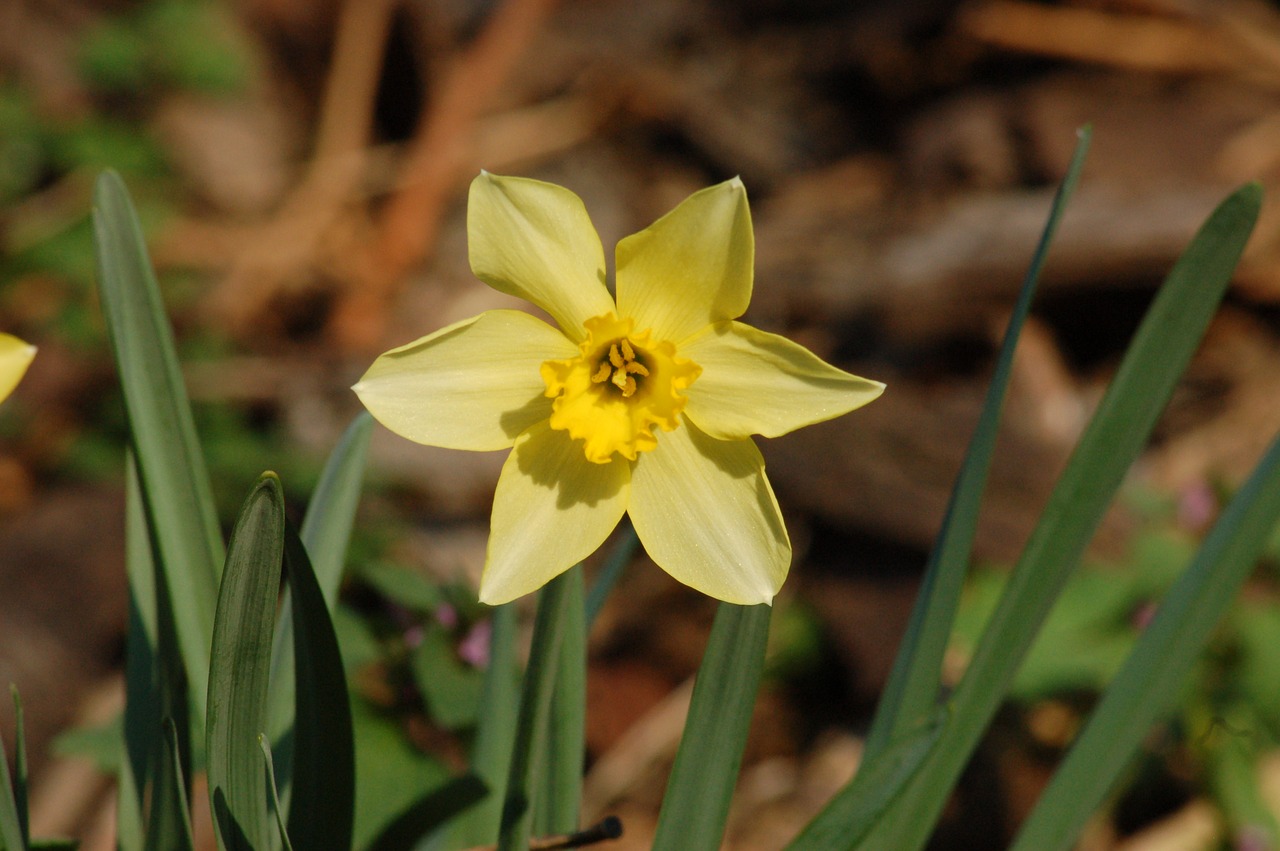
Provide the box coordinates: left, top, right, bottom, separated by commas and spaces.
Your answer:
591, 362, 611, 383
620, 339, 635, 361
608, 344, 624, 368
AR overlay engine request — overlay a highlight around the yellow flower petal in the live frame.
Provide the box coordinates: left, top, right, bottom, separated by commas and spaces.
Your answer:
0, 334, 34, 403
629, 419, 789, 604
354, 310, 575, 451
616, 178, 753, 344
481, 422, 631, 604
681, 321, 885, 440
467, 172, 615, 341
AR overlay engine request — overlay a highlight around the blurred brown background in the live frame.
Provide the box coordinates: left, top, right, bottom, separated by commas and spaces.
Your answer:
7, 0, 1280, 848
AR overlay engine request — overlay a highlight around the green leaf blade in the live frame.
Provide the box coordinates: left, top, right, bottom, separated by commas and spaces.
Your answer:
860, 181, 1263, 850
93, 170, 223, 716
206, 474, 286, 851
282, 525, 354, 851
864, 126, 1092, 761
1012, 419, 1280, 851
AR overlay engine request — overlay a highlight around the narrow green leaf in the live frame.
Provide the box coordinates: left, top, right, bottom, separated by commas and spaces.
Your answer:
536, 567, 585, 835
860, 182, 1262, 850
259, 737, 295, 851
1012, 425, 1280, 851
119, 454, 155, 851
93, 170, 223, 718
300, 411, 374, 599
146, 719, 194, 851
585, 524, 638, 628
445, 603, 518, 849
785, 711, 945, 850
365, 775, 489, 851
863, 127, 1092, 762
207, 474, 286, 851
266, 412, 372, 813
282, 525, 354, 851
497, 573, 572, 851
651, 603, 771, 851
0, 708, 23, 851
9, 690, 26, 849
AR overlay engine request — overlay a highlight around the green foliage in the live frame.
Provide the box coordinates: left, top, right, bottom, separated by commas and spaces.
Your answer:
79, 0, 252, 95
7, 138, 1279, 851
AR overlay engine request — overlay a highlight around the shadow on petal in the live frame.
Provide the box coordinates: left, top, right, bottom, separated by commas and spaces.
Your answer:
499, 392, 553, 440
512, 421, 631, 511
681, 419, 788, 548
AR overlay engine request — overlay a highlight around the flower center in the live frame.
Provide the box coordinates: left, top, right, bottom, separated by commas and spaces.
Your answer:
591, 337, 649, 397
541, 313, 701, 463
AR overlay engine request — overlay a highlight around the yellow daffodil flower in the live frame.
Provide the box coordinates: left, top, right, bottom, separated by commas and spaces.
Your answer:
0, 334, 34, 403
355, 173, 884, 605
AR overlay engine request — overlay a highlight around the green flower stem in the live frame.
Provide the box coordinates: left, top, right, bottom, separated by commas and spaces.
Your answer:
652, 602, 771, 851
497, 571, 573, 851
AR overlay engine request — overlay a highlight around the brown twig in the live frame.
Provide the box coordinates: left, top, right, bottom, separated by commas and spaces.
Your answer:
204, 0, 398, 335
328, 0, 560, 351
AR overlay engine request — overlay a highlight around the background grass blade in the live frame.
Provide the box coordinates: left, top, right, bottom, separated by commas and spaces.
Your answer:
123, 451, 192, 851
145, 719, 194, 851
497, 572, 572, 851
785, 710, 945, 850
444, 603, 518, 849
119, 454, 157, 851
206, 474, 286, 851
651, 603, 771, 851
863, 127, 1092, 762
1011, 425, 1280, 851
281, 525, 354, 851
0, 710, 23, 850
9, 690, 27, 849
857, 182, 1262, 850
536, 567, 585, 835
93, 170, 223, 717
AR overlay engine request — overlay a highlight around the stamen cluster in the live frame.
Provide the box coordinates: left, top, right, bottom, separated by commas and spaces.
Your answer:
591, 338, 649, 397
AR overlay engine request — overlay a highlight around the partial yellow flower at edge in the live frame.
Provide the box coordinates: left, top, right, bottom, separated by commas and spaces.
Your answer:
0, 334, 35, 403
353, 172, 885, 607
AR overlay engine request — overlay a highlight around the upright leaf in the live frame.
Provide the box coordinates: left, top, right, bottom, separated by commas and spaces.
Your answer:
266, 412, 372, 805
863, 127, 1092, 761
1012, 424, 1280, 851
207, 474, 286, 851
858, 183, 1262, 850
146, 720, 194, 851
282, 525, 354, 851
651, 603, 771, 851
0, 713, 23, 851
93, 171, 223, 716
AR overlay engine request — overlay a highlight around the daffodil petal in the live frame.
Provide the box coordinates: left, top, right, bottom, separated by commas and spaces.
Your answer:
354, 310, 575, 451
616, 178, 753, 344
481, 422, 631, 604
629, 420, 789, 604
467, 172, 615, 341
0, 334, 34, 403
681, 321, 885, 439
